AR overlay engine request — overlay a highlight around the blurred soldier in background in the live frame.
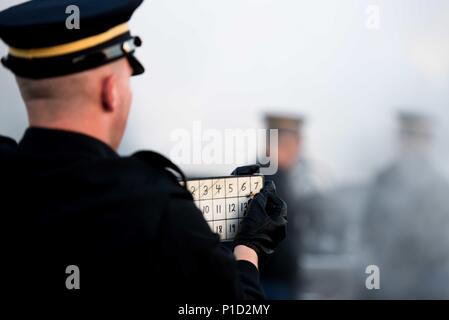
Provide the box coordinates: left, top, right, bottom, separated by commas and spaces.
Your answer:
261, 115, 314, 299
362, 111, 449, 299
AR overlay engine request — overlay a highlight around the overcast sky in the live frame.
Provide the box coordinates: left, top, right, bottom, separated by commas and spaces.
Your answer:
1, 0, 449, 184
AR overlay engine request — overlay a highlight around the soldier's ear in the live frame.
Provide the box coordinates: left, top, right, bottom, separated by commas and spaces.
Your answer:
101, 74, 119, 112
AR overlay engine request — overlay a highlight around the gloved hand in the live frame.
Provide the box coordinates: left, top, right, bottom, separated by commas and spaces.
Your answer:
230, 164, 260, 176
234, 180, 287, 257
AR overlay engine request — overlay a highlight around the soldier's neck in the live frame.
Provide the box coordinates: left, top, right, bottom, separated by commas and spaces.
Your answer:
27, 117, 117, 151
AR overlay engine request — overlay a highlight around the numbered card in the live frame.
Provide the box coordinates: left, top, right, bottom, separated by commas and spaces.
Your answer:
183, 175, 264, 241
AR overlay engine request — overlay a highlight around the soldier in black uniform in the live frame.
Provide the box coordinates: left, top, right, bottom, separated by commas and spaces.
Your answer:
261, 115, 304, 299
0, 0, 287, 304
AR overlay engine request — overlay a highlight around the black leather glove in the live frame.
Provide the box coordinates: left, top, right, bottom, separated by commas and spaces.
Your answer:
234, 180, 287, 257
231, 164, 260, 176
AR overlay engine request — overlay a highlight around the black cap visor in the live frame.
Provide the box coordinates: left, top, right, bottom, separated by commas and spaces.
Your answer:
127, 54, 145, 76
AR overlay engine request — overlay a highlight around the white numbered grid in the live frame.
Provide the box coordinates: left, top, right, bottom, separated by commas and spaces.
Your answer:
185, 175, 264, 240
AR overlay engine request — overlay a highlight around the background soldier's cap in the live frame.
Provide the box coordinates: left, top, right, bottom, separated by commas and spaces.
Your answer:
265, 114, 305, 134
397, 110, 433, 139
0, 0, 145, 79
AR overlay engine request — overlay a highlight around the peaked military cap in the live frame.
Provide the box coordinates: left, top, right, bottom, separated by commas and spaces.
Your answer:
0, 0, 145, 79
265, 114, 305, 134
398, 110, 433, 138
